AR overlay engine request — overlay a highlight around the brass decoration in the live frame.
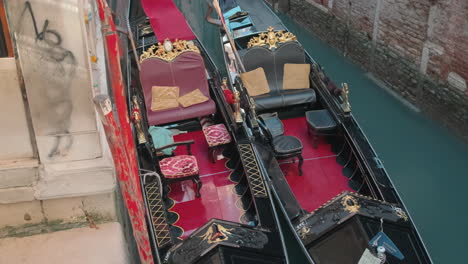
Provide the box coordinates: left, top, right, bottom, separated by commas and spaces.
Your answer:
298, 226, 311, 240
249, 98, 258, 127
247, 26, 298, 50
393, 206, 409, 222
341, 83, 351, 113
341, 195, 360, 213
234, 89, 243, 123
200, 224, 233, 244
140, 39, 200, 63
132, 96, 147, 144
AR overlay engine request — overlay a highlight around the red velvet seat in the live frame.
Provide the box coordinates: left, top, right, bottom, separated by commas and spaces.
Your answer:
203, 123, 232, 163
203, 124, 232, 147
155, 140, 202, 197
140, 44, 216, 126
160, 155, 199, 178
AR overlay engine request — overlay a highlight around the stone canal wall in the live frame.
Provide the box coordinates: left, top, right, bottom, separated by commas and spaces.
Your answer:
288, 0, 468, 139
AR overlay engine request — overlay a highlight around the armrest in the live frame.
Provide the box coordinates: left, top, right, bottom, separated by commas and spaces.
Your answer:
154, 140, 195, 155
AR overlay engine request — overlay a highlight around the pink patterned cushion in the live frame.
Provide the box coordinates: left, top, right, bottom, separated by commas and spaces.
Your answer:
203, 124, 232, 147
159, 155, 199, 178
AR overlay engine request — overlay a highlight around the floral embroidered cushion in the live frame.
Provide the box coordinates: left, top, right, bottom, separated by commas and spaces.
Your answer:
203, 124, 232, 147
159, 155, 199, 178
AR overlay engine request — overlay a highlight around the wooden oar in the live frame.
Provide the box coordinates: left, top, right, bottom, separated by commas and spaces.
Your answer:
212, 0, 246, 73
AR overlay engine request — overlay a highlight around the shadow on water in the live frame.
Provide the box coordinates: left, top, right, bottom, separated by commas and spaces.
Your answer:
174, 1, 468, 262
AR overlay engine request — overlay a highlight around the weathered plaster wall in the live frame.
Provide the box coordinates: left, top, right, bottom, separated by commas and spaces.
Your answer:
0, 0, 117, 230
290, 0, 468, 139
5, 0, 101, 162
0, 58, 34, 160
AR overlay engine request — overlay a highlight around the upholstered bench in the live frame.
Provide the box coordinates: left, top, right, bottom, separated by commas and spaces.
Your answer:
240, 27, 316, 112
306, 109, 337, 148
202, 124, 232, 163
139, 40, 216, 126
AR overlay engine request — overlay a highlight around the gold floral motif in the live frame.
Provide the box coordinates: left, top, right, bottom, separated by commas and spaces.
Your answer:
341, 195, 360, 213
140, 39, 200, 63
393, 206, 409, 221
247, 26, 298, 50
298, 226, 311, 240
200, 224, 233, 244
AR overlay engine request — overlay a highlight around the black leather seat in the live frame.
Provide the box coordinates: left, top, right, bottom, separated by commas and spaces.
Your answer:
272, 136, 303, 155
258, 113, 303, 175
242, 41, 316, 112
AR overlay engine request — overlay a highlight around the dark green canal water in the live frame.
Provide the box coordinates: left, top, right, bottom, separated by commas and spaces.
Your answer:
175, 1, 468, 262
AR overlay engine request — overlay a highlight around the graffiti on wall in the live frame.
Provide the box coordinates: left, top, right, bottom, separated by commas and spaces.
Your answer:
17, 1, 77, 158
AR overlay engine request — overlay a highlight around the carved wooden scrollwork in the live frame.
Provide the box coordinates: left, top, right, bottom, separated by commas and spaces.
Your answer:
247, 26, 298, 49
140, 39, 200, 62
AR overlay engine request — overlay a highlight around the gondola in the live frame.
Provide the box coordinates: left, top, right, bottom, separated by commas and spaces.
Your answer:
95, 0, 295, 263
207, 0, 433, 263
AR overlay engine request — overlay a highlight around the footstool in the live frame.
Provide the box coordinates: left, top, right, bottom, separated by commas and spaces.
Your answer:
202, 124, 232, 163
306, 109, 337, 148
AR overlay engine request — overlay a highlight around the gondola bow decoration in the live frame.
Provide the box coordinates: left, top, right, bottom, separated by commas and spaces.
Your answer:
247, 26, 297, 49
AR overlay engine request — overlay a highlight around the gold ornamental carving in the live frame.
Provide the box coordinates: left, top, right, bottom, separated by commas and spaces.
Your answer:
341, 83, 351, 113
298, 226, 311, 240
393, 206, 409, 222
247, 26, 298, 50
140, 39, 200, 63
341, 195, 360, 213
200, 224, 233, 244
131, 96, 147, 145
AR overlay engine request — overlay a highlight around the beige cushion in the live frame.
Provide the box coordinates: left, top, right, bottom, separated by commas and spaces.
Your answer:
283, 63, 310, 90
151, 98, 179, 111
151, 86, 179, 111
240, 67, 270, 96
178, 89, 209, 108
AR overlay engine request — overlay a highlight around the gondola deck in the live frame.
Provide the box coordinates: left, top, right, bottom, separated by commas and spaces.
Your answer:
167, 130, 246, 239
279, 116, 352, 212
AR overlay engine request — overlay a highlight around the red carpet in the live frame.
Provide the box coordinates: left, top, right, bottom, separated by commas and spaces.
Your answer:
168, 131, 244, 239
280, 117, 352, 212
141, 0, 196, 41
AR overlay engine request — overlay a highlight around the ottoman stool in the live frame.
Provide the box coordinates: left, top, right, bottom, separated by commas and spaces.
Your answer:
306, 109, 337, 148
202, 124, 232, 163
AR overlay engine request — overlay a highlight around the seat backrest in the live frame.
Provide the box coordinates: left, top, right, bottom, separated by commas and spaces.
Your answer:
242, 46, 278, 92
139, 41, 209, 115
274, 41, 306, 90
242, 30, 305, 93
259, 113, 284, 138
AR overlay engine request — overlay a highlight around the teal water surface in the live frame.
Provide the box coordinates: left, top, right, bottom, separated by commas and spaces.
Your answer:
175, 1, 468, 262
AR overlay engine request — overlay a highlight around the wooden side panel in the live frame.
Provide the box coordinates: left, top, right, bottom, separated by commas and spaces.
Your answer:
95, 0, 154, 262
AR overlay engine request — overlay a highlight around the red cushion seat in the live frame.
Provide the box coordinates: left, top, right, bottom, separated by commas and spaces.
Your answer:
203, 124, 232, 147
159, 155, 199, 178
